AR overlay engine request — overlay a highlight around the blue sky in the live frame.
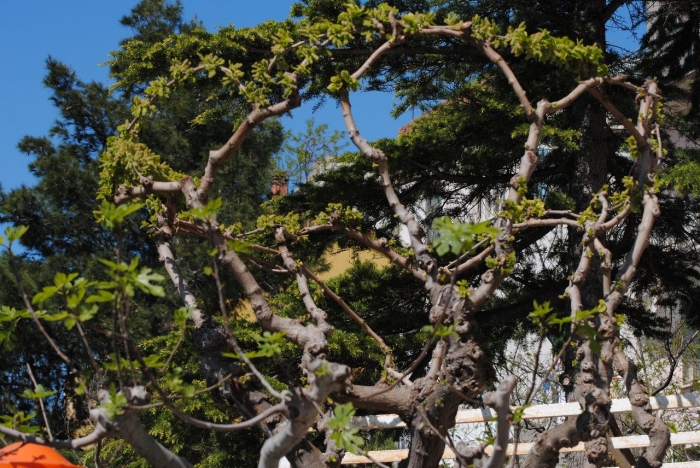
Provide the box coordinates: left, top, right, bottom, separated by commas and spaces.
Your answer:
0, 1, 407, 192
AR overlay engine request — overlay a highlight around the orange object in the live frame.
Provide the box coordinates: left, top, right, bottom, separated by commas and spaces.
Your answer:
0, 442, 83, 467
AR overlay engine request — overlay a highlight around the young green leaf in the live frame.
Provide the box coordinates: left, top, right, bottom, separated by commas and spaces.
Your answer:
327, 403, 364, 453
432, 218, 498, 256
22, 385, 57, 400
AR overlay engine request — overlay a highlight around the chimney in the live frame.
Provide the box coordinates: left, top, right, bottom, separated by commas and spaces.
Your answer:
271, 173, 289, 196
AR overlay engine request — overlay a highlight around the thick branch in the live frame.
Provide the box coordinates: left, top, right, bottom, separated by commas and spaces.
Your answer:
258, 360, 350, 468
0, 421, 109, 450
351, 40, 398, 80
339, 90, 437, 283
336, 224, 427, 281
454, 376, 517, 468
198, 89, 301, 202
522, 417, 580, 468
93, 387, 193, 468
549, 77, 604, 113
114, 180, 183, 205
453, 244, 495, 276
513, 218, 582, 230
477, 41, 534, 117
275, 227, 334, 336
601, 204, 632, 231
337, 384, 412, 416
604, 193, 659, 314
613, 347, 670, 467
588, 87, 646, 150
483, 375, 516, 468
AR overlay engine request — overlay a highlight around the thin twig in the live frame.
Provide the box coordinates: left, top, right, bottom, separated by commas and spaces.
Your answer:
24, 358, 53, 440
159, 328, 186, 375
8, 252, 77, 373
130, 373, 234, 410
353, 448, 392, 468
75, 322, 105, 387
528, 336, 573, 401
362, 314, 447, 398
301, 264, 395, 371
524, 328, 546, 404
446, 238, 490, 269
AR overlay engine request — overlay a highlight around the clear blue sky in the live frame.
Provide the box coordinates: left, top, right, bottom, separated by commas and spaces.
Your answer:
0, 1, 407, 192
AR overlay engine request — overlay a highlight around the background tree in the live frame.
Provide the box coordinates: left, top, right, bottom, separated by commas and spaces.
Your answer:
0, 1, 697, 468
277, 118, 348, 189
0, 1, 284, 465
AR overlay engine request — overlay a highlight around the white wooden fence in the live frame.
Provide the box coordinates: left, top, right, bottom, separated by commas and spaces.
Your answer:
341, 392, 700, 466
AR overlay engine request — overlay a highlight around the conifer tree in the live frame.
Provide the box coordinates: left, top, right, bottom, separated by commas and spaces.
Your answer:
0, 2, 284, 465
0, 2, 697, 468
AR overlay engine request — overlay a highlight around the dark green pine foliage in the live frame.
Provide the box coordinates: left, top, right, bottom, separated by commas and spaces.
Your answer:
637, 1, 700, 330
0, 59, 173, 465
277, 0, 684, 361
639, 1, 700, 197
641, 1, 700, 131
0, 59, 130, 263
0, 52, 209, 468
119, 0, 185, 45
0, 1, 283, 466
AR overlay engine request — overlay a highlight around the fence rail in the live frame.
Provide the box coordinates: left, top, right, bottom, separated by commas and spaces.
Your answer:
341, 392, 700, 465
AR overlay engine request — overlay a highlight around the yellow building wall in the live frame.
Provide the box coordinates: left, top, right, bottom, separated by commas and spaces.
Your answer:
232, 247, 389, 321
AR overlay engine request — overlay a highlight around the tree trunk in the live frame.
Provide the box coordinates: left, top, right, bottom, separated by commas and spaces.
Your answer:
399, 380, 462, 468
563, 8, 613, 463
564, 387, 588, 468
287, 440, 327, 468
